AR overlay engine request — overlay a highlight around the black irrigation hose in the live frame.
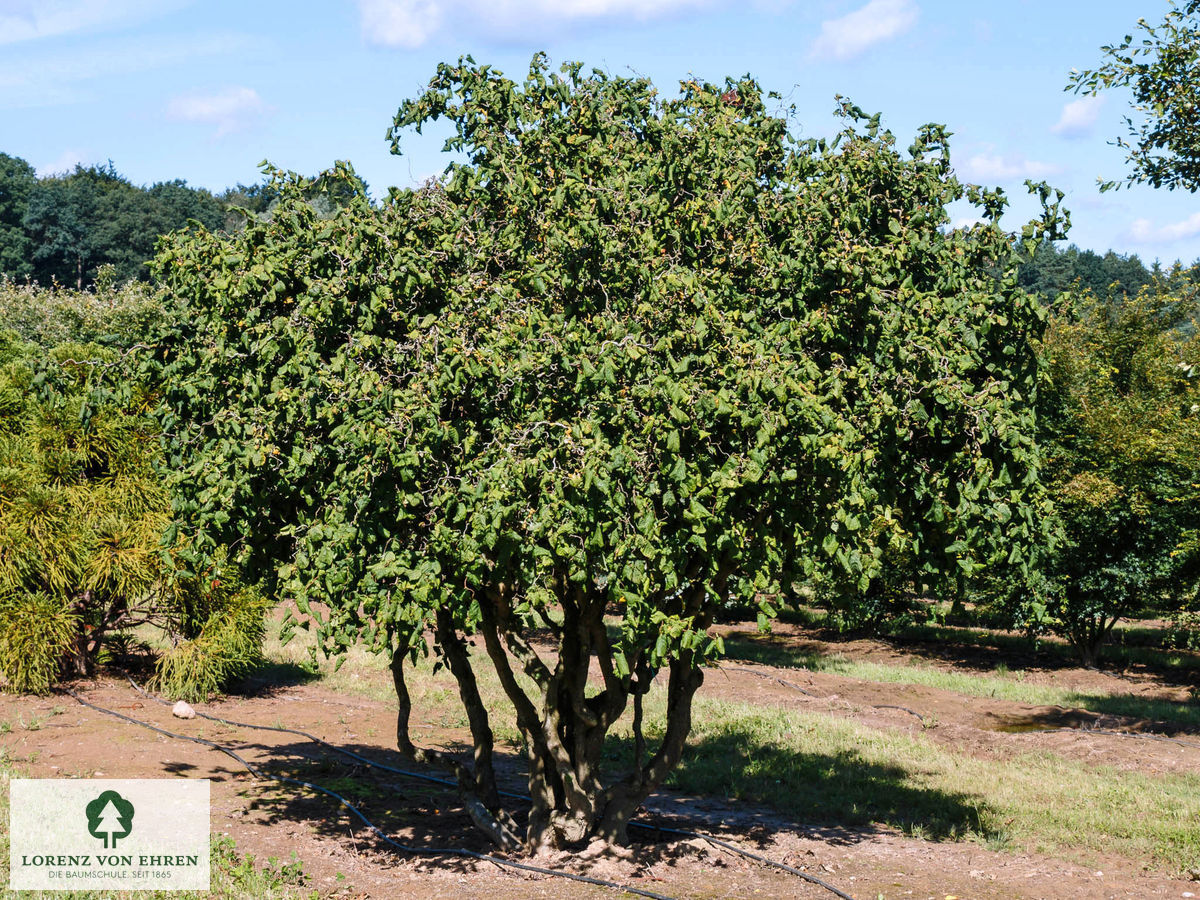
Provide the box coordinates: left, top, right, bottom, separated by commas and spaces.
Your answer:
121, 676, 860, 899
870, 704, 930, 724
59, 687, 677, 900
632, 822, 858, 900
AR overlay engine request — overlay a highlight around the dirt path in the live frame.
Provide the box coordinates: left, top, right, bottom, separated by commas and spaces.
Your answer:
3, 655, 1197, 900
709, 661, 1200, 778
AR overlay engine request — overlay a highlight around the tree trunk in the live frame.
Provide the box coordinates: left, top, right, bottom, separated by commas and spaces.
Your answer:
67, 591, 95, 676
434, 608, 502, 809
67, 630, 92, 676
596, 654, 704, 844
1071, 614, 1115, 668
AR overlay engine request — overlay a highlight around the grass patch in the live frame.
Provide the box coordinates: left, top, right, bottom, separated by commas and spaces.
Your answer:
722, 632, 1200, 728
258, 627, 390, 700
620, 694, 1200, 873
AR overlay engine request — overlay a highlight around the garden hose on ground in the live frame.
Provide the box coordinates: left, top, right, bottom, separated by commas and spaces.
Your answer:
81, 676, 862, 900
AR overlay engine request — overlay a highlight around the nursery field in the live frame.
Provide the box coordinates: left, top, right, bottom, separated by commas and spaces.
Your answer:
2, 610, 1198, 900
7, 7, 1200, 898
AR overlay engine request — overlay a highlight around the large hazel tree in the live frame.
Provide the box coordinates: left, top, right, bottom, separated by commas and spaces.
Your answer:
154, 55, 1061, 850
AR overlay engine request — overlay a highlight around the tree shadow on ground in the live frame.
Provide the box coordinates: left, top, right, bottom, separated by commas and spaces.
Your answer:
160, 760, 246, 781
984, 704, 1200, 737
737, 623, 1199, 677
212, 737, 511, 874
226, 659, 322, 696
219, 718, 1000, 877
719, 632, 827, 670
608, 730, 999, 848
886, 623, 1200, 683
1052, 693, 1200, 731
741, 607, 1200, 685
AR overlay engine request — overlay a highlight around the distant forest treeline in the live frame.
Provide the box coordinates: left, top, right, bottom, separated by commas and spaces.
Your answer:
0, 149, 1187, 295
1016, 240, 1186, 301
0, 152, 296, 289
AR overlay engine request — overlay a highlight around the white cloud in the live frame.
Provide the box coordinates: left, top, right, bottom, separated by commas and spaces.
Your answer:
950, 216, 985, 230
1128, 212, 1200, 245
0, 0, 187, 45
808, 0, 918, 62
166, 86, 270, 138
356, 0, 714, 47
1051, 95, 1104, 139
36, 148, 93, 176
959, 151, 1061, 182
358, 0, 443, 49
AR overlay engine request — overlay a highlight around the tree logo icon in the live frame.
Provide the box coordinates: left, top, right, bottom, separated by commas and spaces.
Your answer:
86, 790, 134, 849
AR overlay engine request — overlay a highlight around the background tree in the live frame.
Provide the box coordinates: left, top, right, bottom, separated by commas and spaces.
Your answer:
154, 56, 1060, 851
1034, 282, 1200, 664
1018, 242, 1155, 300
146, 179, 224, 233
23, 164, 128, 288
0, 153, 36, 280
20, 163, 224, 287
1070, 0, 1200, 191
218, 182, 280, 230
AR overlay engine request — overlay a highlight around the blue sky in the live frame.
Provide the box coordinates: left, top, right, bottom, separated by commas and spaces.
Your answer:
2, 0, 1197, 265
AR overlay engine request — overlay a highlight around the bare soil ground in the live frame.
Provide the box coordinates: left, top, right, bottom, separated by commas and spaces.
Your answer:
713, 622, 1200, 777
3, 622, 1199, 900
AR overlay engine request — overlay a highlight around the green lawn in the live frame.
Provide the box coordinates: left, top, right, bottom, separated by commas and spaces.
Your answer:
648, 696, 1200, 872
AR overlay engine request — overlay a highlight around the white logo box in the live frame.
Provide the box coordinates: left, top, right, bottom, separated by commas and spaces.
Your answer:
9, 779, 210, 891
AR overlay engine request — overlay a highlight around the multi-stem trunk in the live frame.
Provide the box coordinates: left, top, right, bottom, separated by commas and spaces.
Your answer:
1066, 605, 1119, 668
389, 579, 713, 852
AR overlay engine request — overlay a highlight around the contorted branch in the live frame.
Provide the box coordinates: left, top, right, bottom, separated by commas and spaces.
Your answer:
389, 648, 521, 849
433, 607, 503, 810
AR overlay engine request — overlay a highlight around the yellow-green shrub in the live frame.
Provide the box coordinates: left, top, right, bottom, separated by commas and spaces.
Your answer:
0, 592, 79, 693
